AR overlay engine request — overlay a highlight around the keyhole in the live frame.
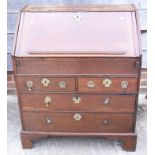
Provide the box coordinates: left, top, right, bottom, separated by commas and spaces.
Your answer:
74, 13, 81, 21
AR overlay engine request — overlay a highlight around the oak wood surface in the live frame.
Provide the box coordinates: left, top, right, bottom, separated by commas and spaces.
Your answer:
14, 5, 139, 57
22, 5, 136, 12
22, 112, 134, 133
17, 77, 75, 92
15, 57, 140, 75
20, 131, 137, 151
12, 5, 141, 151
78, 77, 138, 93
21, 94, 136, 113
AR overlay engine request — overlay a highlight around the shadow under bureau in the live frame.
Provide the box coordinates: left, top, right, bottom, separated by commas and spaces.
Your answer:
12, 5, 141, 151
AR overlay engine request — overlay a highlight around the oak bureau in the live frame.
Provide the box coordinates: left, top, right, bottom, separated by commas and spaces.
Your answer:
12, 5, 141, 151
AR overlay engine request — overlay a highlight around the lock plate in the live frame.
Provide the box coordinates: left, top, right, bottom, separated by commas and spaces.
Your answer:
103, 79, 112, 88
41, 78, 50, 87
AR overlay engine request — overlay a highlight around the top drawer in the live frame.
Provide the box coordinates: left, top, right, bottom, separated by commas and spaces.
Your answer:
14, 57, 140, 75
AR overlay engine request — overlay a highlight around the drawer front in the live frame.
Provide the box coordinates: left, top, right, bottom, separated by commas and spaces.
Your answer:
21, 94, 136, 113
23, 112, 134, 133
78, 77, 138, 93
17, 77, 75, 92
15, 57, 140, 75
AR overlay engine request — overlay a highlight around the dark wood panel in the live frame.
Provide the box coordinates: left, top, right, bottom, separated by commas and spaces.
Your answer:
15, 11, 138, 57
15, 57, 140, 75
21, 94, 136, 113
78, 77, 138, 93
23, 112, 134, 133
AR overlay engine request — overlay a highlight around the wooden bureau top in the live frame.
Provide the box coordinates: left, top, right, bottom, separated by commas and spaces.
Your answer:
22, 5, 136, 12
13, 5, 140, 57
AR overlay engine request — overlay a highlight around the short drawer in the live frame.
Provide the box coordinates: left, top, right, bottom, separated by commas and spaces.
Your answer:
23, 112, 134, 133
78, 77, 138, 93
17, 77, 75, 92
15, 57, 140, 75
21, 94, 136, 113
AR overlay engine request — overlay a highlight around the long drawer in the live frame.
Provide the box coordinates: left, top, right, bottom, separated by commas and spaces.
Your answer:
15, 57, 140, 75
78, 77, 138, 93
23, 112, 134, 133
21, 94, 136, 113
17, 77, 75, 92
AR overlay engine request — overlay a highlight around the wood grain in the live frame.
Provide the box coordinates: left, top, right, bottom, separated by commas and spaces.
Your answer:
15, 57, 140, 75
21, 94, 136, 113
22, 112, 134, 133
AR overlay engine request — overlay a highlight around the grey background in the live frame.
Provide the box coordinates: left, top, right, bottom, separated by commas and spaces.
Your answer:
7, 0, 147, 71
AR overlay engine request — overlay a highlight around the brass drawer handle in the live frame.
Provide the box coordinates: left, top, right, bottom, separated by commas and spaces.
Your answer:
73, 113, 82, 121
46, 118, 53, 124
26, 81, 33, 91
41, 78, 50, 87
59, 81, 66, 88
87, 80, 95, 88
121, 81, 128, 89
102, 120, 109, 125
44, 96, 52, 107
73, 96, 81, 104
102, 79, 112, 88
103, 98, 110, 105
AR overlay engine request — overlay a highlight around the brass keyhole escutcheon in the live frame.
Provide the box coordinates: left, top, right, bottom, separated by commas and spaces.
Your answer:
73, 96, 81, 104
73, 113, 82, 121
44, 96, 52, 107
103, 98, 110, 105
121, 81, 128, 89
87, 80, 95, 88
102, 79, 112, 88
74, 12, 82, 21
26, 80, 33, 91
41, 78, 50, 87
59, 81, 66, 88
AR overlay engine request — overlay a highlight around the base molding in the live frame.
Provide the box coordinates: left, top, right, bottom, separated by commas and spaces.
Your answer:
20, 131, 137, 151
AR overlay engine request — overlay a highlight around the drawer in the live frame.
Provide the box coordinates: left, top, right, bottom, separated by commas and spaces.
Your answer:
15, 57, 140, 75
21, 94, 136, 113
23, 112, 134, 133
17, 77, 75, 92
78, 77, 138, 93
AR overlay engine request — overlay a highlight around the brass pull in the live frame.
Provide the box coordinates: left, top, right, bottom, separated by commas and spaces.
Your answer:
73, 113, 82, 121
73, 96, 81, 104
59, 81, 66, 88
102, 120, 109, 125
26, 81, 33, 91
102, 79, 112, 88
121, 81, 128, 89
103, 98, 110, 105
46, 118, 53, 124
87, 80, 95, 88
41, 78, 50, 87
44, 96, 52, 107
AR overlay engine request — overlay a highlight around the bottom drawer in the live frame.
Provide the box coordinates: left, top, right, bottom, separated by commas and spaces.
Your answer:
23, 112, 134, 133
